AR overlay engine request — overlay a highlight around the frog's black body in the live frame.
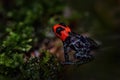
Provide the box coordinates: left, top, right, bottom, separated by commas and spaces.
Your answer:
63, 32, 98, 64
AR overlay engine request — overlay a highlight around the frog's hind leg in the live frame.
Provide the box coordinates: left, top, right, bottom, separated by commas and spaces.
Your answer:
74, 52, 94, 65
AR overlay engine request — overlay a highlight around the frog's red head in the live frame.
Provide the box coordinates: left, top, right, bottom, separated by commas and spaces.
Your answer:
53, 23, 71, 41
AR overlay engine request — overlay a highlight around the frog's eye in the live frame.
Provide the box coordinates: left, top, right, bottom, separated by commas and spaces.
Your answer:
56, 27, 65, 35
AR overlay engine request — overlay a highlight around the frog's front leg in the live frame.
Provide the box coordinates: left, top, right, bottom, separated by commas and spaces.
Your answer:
62, 42, 75, 64
63, 43, 70, 62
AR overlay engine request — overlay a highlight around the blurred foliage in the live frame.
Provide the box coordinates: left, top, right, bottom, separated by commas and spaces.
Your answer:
21, 51, 61, 80
0, 0, 65, 80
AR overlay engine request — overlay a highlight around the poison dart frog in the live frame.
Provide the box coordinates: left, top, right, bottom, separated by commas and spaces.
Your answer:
52, 23, 99, 64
